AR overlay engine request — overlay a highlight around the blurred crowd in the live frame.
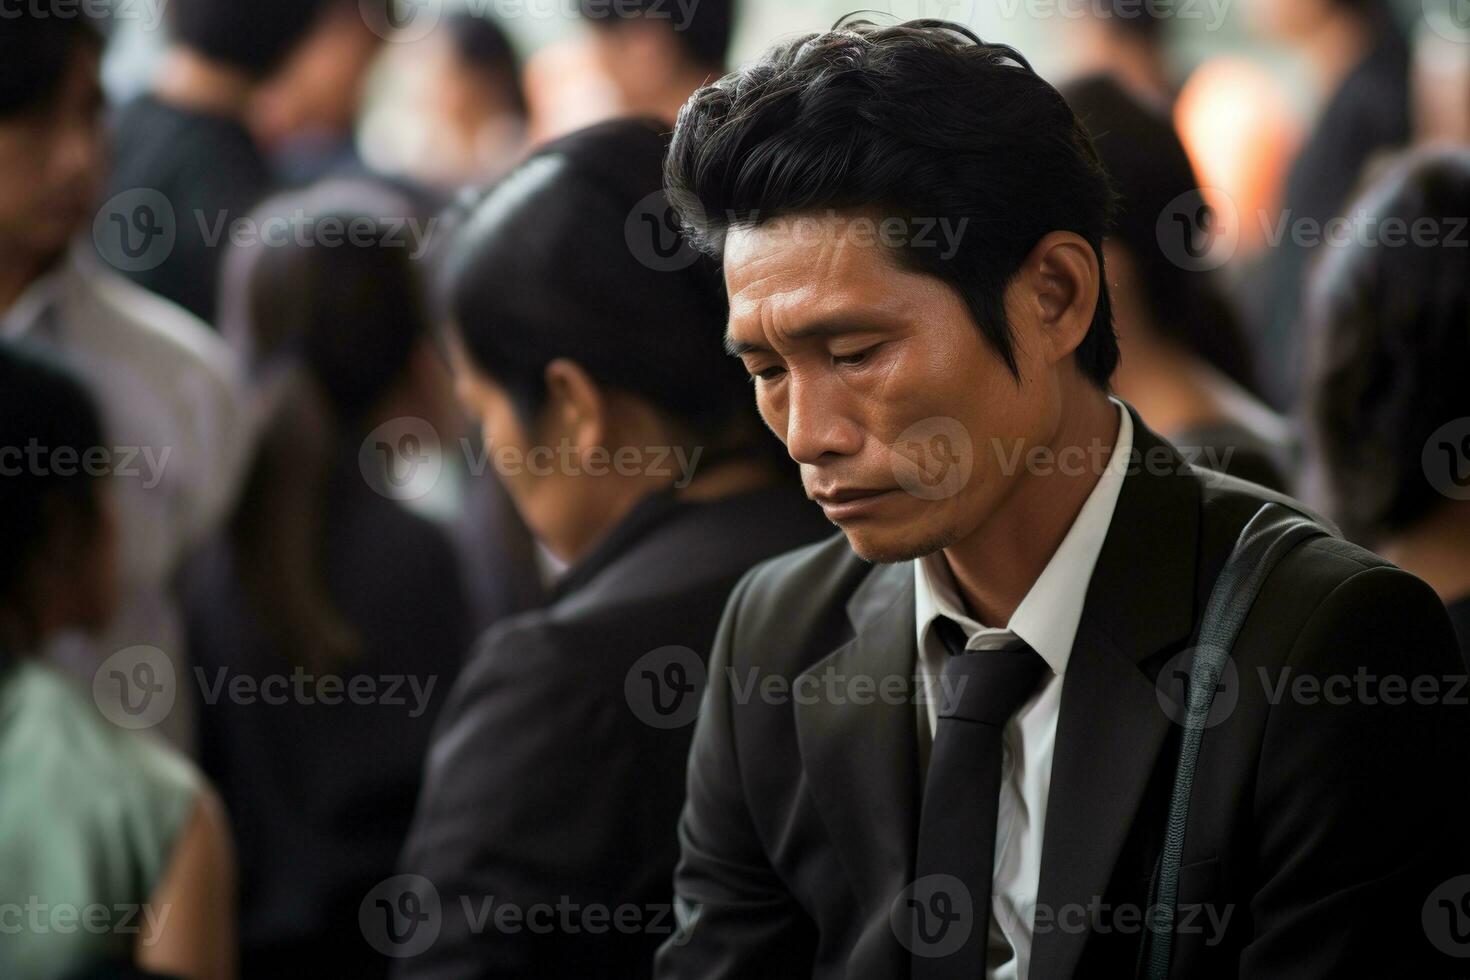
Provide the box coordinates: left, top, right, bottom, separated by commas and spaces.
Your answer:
0, 0, 1467, 977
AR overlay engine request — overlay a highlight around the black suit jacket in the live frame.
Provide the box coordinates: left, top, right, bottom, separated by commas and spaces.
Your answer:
393, 483, 830, 979
656, 410, 1470, 979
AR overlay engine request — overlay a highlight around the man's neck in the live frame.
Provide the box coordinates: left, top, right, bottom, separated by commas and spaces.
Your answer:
152, 48, 256, 120
942, 387, 1120, 627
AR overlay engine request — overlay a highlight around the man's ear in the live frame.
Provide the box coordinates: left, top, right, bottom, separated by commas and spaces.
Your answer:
1019, 230, 1102, 369
543, 358, 605, 451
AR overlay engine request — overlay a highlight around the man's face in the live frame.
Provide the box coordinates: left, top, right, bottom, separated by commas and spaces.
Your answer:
725, 212, 1060, 564
0, 42, 104, 260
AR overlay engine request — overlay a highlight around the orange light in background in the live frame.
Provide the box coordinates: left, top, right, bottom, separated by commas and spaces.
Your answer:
1174, 56, 1301, 260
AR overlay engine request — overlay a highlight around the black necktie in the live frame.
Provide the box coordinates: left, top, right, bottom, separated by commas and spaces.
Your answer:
908, 616, 1049, 979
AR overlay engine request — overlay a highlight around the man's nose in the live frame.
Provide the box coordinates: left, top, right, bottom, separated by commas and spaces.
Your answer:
783, 375, 863, 465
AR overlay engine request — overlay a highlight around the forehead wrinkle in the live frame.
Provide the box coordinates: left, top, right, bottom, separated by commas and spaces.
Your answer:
725, 218, 907, 353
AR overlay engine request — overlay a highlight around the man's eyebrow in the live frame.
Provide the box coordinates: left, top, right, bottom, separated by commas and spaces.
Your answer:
723, 319, 878, 358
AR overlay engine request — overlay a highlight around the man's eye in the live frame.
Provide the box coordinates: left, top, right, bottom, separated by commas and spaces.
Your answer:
833, 348, 873, 367
753, 365, 788, 382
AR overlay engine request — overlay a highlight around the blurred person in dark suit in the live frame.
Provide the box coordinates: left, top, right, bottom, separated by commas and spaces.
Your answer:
183, 179, 473, 978
1063, 74, 1293, 492
104, 0, 332, 322
391, 118, 829, 979
1, 10, 249, 753
1303, 147, 1470, 665
655, 20, 1467, 978
248, 0, 386, 187
1245, 0, 1411, 408
579, 0, 736, 123
0, 342, 237, 980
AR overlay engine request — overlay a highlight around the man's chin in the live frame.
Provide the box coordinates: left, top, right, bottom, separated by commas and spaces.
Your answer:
837, 522, 957, 565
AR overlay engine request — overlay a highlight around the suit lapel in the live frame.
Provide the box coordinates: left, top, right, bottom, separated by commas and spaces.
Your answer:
794, 561, 921, 929
1029, 411, 1203, 979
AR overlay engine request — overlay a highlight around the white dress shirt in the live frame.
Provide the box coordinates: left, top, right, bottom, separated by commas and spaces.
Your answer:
2, 243, 252, 752
913, 398, 1132, 980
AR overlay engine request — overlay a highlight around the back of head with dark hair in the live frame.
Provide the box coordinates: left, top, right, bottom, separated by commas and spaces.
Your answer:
1060, 73, 1258, 392
665, 18, 1120, 388
0, 341, 107, 642
167, 0, 331, 76
441, 116, 746, 434
223, 179, 430, 426
215, 178, 437, 668
0, 12, 102, 117
445, 11, 528, 119
579, 0, 736, 70
1305, 147, 1470, 541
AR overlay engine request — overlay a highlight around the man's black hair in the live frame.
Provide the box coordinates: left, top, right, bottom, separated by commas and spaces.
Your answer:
0, 12, 103, 118
664, 17, 1120, 388
167, 0, 331, 77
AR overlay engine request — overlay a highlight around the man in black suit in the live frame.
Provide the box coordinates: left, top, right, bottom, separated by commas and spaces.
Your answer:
655, 20, 1470, 979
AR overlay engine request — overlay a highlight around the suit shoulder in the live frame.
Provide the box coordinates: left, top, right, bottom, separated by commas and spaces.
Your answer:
716, 531, 871, 675
729, 531, 864, 621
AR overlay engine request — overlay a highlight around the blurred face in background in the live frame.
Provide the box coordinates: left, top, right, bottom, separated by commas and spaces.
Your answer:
1246, 0, 1339, 41
585, 20, 685, 116
249, 3, 383, 151
725, 212, 1084, 564
449, 336, 644, 563
0, 41, 104, 262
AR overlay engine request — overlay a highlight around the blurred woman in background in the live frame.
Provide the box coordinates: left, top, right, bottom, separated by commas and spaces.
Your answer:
0, 342, 236, 980
184, 179, 472, 977
392, 118, 830, 979
1303, 147, 1470, 664
1062, 74, 1293, 491
359, 11, 529, 193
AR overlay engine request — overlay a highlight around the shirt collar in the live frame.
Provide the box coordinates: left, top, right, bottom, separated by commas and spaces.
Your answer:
0, 244, 78, 342
913, 398, 1133, 677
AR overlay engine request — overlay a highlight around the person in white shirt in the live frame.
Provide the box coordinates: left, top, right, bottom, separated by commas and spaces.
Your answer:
0, 13, 250, 752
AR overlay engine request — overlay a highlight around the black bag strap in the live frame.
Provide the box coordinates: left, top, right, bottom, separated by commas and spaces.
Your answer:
1140, 502, 1330, 980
